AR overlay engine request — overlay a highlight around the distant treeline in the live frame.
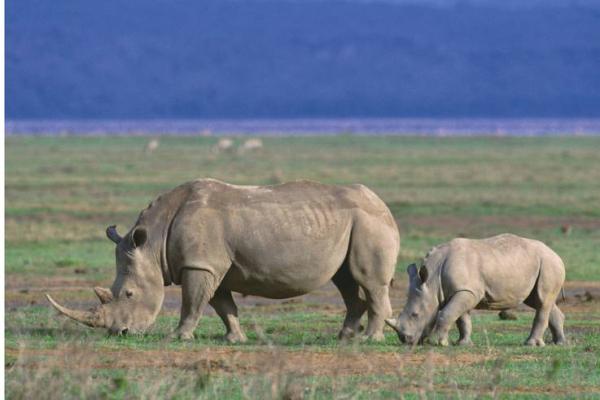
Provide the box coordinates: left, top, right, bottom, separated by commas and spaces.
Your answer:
6, 0, 600, 119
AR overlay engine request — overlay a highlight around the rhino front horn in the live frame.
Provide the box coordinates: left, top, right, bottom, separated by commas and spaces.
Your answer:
106, 225, 123, 244
46, 294, 106, 328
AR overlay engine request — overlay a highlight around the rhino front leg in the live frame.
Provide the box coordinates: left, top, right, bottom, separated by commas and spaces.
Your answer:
455, 312, 473, 346
209, 287, 247, 343
429, 291, 479, 346
172, 268, 219, 340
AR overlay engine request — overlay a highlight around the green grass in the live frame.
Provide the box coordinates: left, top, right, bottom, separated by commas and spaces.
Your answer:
5, 136, 600, 398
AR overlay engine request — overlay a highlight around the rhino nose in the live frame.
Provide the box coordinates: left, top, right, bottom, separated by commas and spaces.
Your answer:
397, 332, 407, 343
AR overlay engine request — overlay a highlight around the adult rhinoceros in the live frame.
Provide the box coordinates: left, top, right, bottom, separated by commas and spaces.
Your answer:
47, 179, 400, 342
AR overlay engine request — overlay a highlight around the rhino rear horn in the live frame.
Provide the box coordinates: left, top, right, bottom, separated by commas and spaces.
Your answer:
94, 287, 113, 304
106, 225, 122, 244
46, 294, 106, 328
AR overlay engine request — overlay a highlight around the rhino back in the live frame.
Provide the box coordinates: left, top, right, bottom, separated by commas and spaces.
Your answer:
440, 234, 554, 309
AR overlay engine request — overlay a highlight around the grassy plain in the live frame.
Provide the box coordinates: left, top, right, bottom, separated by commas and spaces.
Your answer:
5, 136, 600, 398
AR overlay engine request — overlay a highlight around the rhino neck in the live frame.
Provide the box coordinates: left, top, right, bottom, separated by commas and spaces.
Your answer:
134, 184, 193, 286
423, 247, 448, 308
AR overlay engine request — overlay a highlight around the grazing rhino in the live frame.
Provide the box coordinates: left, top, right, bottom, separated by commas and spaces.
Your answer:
385, 234, 566, 347
47, 179, 400, 342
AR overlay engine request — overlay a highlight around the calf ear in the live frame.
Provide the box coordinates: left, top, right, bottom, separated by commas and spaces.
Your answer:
418, 265, 429, 284
130, 226, 148, 248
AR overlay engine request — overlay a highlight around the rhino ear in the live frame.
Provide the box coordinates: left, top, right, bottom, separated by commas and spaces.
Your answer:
418, 265, 429, 284
130, 226, 147, 248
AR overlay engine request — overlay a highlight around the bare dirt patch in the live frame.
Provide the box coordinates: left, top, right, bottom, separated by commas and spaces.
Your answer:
7, 347, 492, 377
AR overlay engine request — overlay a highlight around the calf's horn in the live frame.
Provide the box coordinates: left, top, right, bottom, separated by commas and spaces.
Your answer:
46, 294, 106, 328
385, 318, 400, 333
106, 225, 122, 244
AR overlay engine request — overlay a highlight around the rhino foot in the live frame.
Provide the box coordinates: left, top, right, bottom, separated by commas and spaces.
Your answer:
338, 326, 361, 341
524, 338, 545, 347
169, 330, 195, 341
553, 338, 567, 346
224, 331, 247, 344
361, 332, 385, 342
455, 338, 473, 346
426, 335, 449, 347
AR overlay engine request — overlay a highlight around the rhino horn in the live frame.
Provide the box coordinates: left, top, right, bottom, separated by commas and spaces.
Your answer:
385, 318, 400, 332
94, 287, 113, 304
106, 225, 122, 244
46, 294, 106, 328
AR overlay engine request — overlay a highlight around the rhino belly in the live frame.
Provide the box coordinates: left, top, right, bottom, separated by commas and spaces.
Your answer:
476, 261, 540, 310
221, 227, 352, 298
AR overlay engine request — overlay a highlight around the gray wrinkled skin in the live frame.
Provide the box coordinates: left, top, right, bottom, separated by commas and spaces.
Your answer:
47, 179, 400, 342
386, 234, 566, 347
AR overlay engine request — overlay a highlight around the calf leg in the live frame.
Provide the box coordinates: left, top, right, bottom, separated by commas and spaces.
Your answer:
455, 312, 473, 345
171, 268, 219, 340
332, 265, 367, 340
209, 287, 247, 343
429, 291, 479, 346
548, 304, 566, 345
524, 303, 552, 346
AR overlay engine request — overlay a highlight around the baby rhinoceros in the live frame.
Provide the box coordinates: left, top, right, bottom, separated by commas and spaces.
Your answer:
386, 234, 566, 347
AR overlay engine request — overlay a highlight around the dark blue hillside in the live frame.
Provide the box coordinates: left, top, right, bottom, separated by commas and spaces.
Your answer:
6, 0, 600, 119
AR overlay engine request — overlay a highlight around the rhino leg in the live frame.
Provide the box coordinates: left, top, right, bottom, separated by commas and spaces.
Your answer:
455, 312, 473, 345
429, 291, 479, 346
362, 284, 392, 341
209, 287, 247, 343
332, 264, 367, 340
523, 268, 564, 346
524, 303, 552, 346
171, 268, 219, 340
548, 304, 566, 345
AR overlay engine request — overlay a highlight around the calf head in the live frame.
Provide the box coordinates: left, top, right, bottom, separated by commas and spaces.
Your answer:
46, 225, 165, 335
385, 263, 439, 345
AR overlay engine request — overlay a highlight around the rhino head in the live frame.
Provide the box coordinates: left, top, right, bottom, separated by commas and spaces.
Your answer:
46, 225, 165, 335
385, 263, 439, 345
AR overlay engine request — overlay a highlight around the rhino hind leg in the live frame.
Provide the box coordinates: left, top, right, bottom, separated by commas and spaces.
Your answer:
361, 284, 392, 341
455, 312, 473, 345
209, 287, 247, 343
344, 216, 398, 342
523, 266, 565, 346
332, 264, 367, 340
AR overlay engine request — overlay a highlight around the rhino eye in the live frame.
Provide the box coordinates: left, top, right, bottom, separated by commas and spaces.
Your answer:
411, 312, 419, 318
125, 290, 133, 298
